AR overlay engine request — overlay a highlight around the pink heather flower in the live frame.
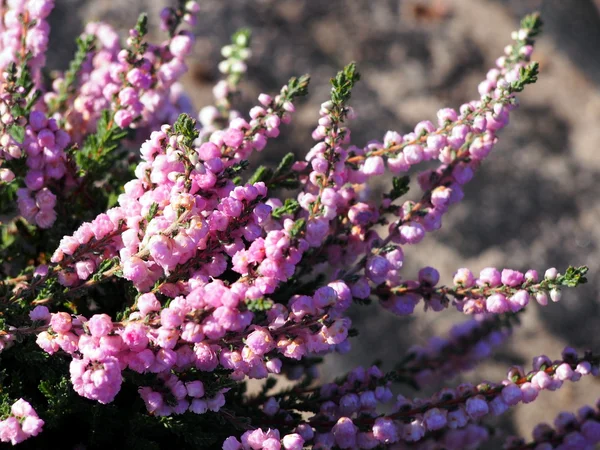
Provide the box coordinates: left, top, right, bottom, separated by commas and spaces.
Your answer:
478, 267, 502, 286
185, 380, 205, 398
508, 290, 530, 311
223, 128, 245, 147
0, 416, 27, 445
114, 109, 134, 128
398, 222, 425, 244
50, 312, 72, 334
11, 399, 35, 418
501, 269, 524, 287
365, 255, 390, 284
70, 356, 123, 404
245, 327, 275, 355
535, 291, 549, 306
35, 187, 57, 210
555, 363, 575, 381
501, 383, 523, 405
531, 371, 553, 390
489, 397, 509, 417
161, 307, 184, 329
453, 268, 475, 287
418, 266, 440, 285
373, 418, 398, 443
521, 382, 539, 403
87, 314, 113, 337
363, 156, 385, 176
137, 293, 161, 316
21, 415, 44, 437
169, 32, 194, 59
36, 331, 59, 354
403, 420, 426, 442
35, 209, 57, 229
424, 408, 447, 431
332, 417, 358, 449
544, 267, 558, 280
282, 433, 304, 450
465, 396, 489, 419
486, 293, 510, 313
223, 436, 242, 450
29, 305, 50, 322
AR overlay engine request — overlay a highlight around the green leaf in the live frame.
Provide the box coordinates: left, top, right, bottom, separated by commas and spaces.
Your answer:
146, 202, 159, 222
50, 34, 95, 114
388, 175, 410, 201
284, 74, 311, 100
520, 12, 543, 39
273, 153, 295, 178
556, 265, 588, 288
510, 62, 539, 93
290, 218, 305, 238
231, 28, 251, 48
246, 297, 273, 312
330, 62, 360, 105
271, 198, 300, 219
172, 113, 199, 147
8, 125, 25, 144
248, 166, 272, 185
135, 13, 149, 37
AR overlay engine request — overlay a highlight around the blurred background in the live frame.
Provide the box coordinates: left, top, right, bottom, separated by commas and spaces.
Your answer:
47, 0, 600, 445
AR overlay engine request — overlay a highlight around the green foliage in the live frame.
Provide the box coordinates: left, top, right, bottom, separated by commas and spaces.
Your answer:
49, 34, 95, 114
75, 110, 129, 175
386, 176, 410, 201
248, 165, 270, 185
510, 62, 540, 93
330, 62, 360, 106
172, 113, 199, 147
246, 297, 274, 313
289, 218, 305, 238
520, 12, 543, 39
271, 199, 300, 219
8, 124, 25, 144
247, 153, 300, 190
231, 28, 251, 49
556, 266, 588, 288
5, 61, 41, 118
135, 13, 149, 37
282, 74, 311, 102
146, 202, 160, 222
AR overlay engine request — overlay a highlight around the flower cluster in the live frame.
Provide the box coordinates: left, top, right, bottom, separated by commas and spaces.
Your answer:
0, 399, 44, 445
0, 0, 199, 232
505, 399, 600, 449
0, 6, 597, 450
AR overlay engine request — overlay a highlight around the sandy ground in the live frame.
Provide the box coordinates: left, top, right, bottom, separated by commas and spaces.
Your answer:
47, 0, 600, 445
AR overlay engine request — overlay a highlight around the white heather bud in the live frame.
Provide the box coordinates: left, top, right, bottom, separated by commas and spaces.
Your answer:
535, 291, 548, 306
235, 32, 249, 47
8, 145, 22, 159
221, 45, 233, 58
238, 48, 251, 60
0, 168, 15, 183
544, 268, 558, 280
497, 79, 510, 89
218, 60, 231, 74
231, 61, 247, 74
550, 289, 562, 303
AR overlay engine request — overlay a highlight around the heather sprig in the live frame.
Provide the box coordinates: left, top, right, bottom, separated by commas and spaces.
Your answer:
0, 6, 598, 450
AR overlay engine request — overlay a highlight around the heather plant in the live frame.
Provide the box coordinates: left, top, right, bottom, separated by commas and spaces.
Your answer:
0, 1, 596, 448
